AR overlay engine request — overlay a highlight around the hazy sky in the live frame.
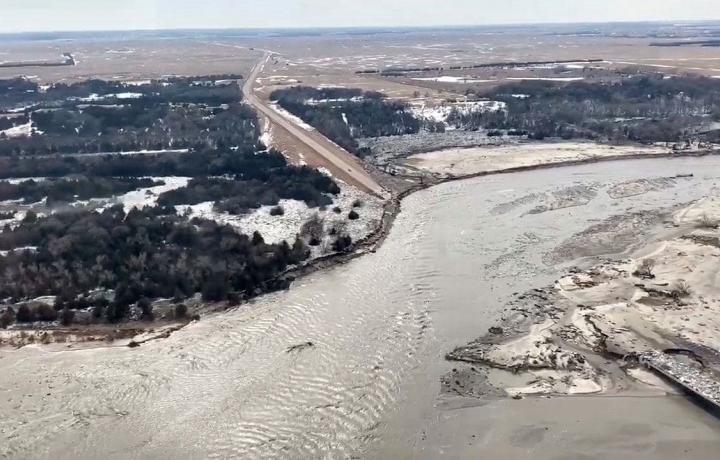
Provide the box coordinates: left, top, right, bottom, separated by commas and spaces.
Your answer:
1, 0, 720, 33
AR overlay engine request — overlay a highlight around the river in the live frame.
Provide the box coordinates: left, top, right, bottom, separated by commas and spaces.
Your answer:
2, 157, 720, 459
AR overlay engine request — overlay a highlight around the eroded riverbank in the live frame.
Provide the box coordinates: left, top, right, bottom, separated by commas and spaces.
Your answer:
3, 157, 720, 459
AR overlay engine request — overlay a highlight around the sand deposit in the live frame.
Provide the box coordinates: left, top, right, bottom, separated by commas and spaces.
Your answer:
448, 195, 720, 405
404, 141, 676, 177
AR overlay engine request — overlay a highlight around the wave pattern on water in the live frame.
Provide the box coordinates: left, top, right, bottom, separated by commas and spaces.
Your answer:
4, 157, 720, 459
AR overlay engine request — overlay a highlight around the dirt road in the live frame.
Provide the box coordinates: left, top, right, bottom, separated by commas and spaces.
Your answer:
243, 54, 385, 196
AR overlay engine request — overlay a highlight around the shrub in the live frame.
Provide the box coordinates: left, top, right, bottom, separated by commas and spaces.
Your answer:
174, 304, 188, 319
227, 292, 242, 305
16, 305, 34, 323
698, 214, 719, 229
332, 235, 353, 252
301, 214, 324, 242
633, 259, 656, 279
60, 307, 75, 326
137, 298, 153, 321
92, 299, 109, 319
35, 304, 58, 322
0, 308, 14, 329
23, 211, 38, 224
333, 206, 342, 214
106, 302, 129, 323
252, 231, 265, 245
270, 206, 285, 216
348, 210, 360, 220
672, 280, 691, 299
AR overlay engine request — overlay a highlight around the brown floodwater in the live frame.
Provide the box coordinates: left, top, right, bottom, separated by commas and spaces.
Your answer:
2, 156, 720, 459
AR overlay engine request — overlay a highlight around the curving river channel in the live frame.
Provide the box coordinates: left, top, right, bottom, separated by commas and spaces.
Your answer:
3, 157, 720, 459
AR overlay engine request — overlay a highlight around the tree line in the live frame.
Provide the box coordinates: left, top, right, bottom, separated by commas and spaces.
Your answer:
0, 205, 310, 323
0, 177, 162, 204
456, 74, 720, 143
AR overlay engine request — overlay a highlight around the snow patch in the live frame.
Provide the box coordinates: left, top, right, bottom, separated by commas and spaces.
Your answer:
0, 122, 33, 138
412, 76, 497, 84
77, 92, 145, 102
112, 176, 190, 213
410, 100, 506, 124
506, 77, 584, 82
175, 185, 383, 257
0, 246, 38, 257
270, 103, 316, 132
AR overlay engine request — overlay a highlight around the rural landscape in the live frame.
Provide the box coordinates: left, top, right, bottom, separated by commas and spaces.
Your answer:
1, 9, 720, 460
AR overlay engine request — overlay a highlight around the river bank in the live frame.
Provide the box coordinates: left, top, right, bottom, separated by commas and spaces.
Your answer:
4, 142, 720, 351
3, 156, 720, 458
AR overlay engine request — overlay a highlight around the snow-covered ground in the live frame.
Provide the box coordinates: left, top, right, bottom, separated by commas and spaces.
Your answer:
0, 205, 46, 230
76, 92, 145, 102
112, 177, 190, 213
175, 184, 383, 257
305, 97, 363, 106
259, 118, 273, 149
269, 103, 316, 131
0, 177, 190, 224
0, 122, 33, 138
0, 246, 38, 257
0, 175, 382, 261
122, 80, 152, 86
0, 177, 47, 185
0, 211, 20, 229
410, 100, 506, 125
317, 84, 347, 89
412, 76, 496, 84
59, 148, 190, 158
506, 77, 584, 82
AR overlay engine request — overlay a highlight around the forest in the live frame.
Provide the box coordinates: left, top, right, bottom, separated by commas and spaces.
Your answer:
270, 86, 422, 155
0, 76, 346, 328
158, 174, 337, 214
0, 205, 310, 323
0, 76, 253, 156
456, 74, 720, 143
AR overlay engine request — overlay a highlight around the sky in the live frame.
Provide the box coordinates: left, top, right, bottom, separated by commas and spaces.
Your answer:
1, 0, 720, 33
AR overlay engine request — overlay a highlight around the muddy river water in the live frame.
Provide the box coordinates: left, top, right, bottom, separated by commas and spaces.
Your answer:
3, 157, 720, 459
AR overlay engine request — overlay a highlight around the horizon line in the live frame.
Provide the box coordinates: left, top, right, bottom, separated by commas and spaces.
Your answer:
2, 18, 720, 36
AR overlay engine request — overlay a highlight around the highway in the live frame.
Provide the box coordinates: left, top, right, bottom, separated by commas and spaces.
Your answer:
242, 54, 385, 196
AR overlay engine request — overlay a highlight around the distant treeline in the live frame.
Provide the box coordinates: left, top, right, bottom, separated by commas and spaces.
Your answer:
0, 53, 74, 69
356, 59, 604, 76
0, 76, 249, 157
454, 73, 720, 143
0, 148, 339, 208
650, 40, 720, 47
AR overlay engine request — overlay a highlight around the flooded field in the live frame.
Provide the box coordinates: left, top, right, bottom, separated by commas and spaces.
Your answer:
3, 157, 720, 459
